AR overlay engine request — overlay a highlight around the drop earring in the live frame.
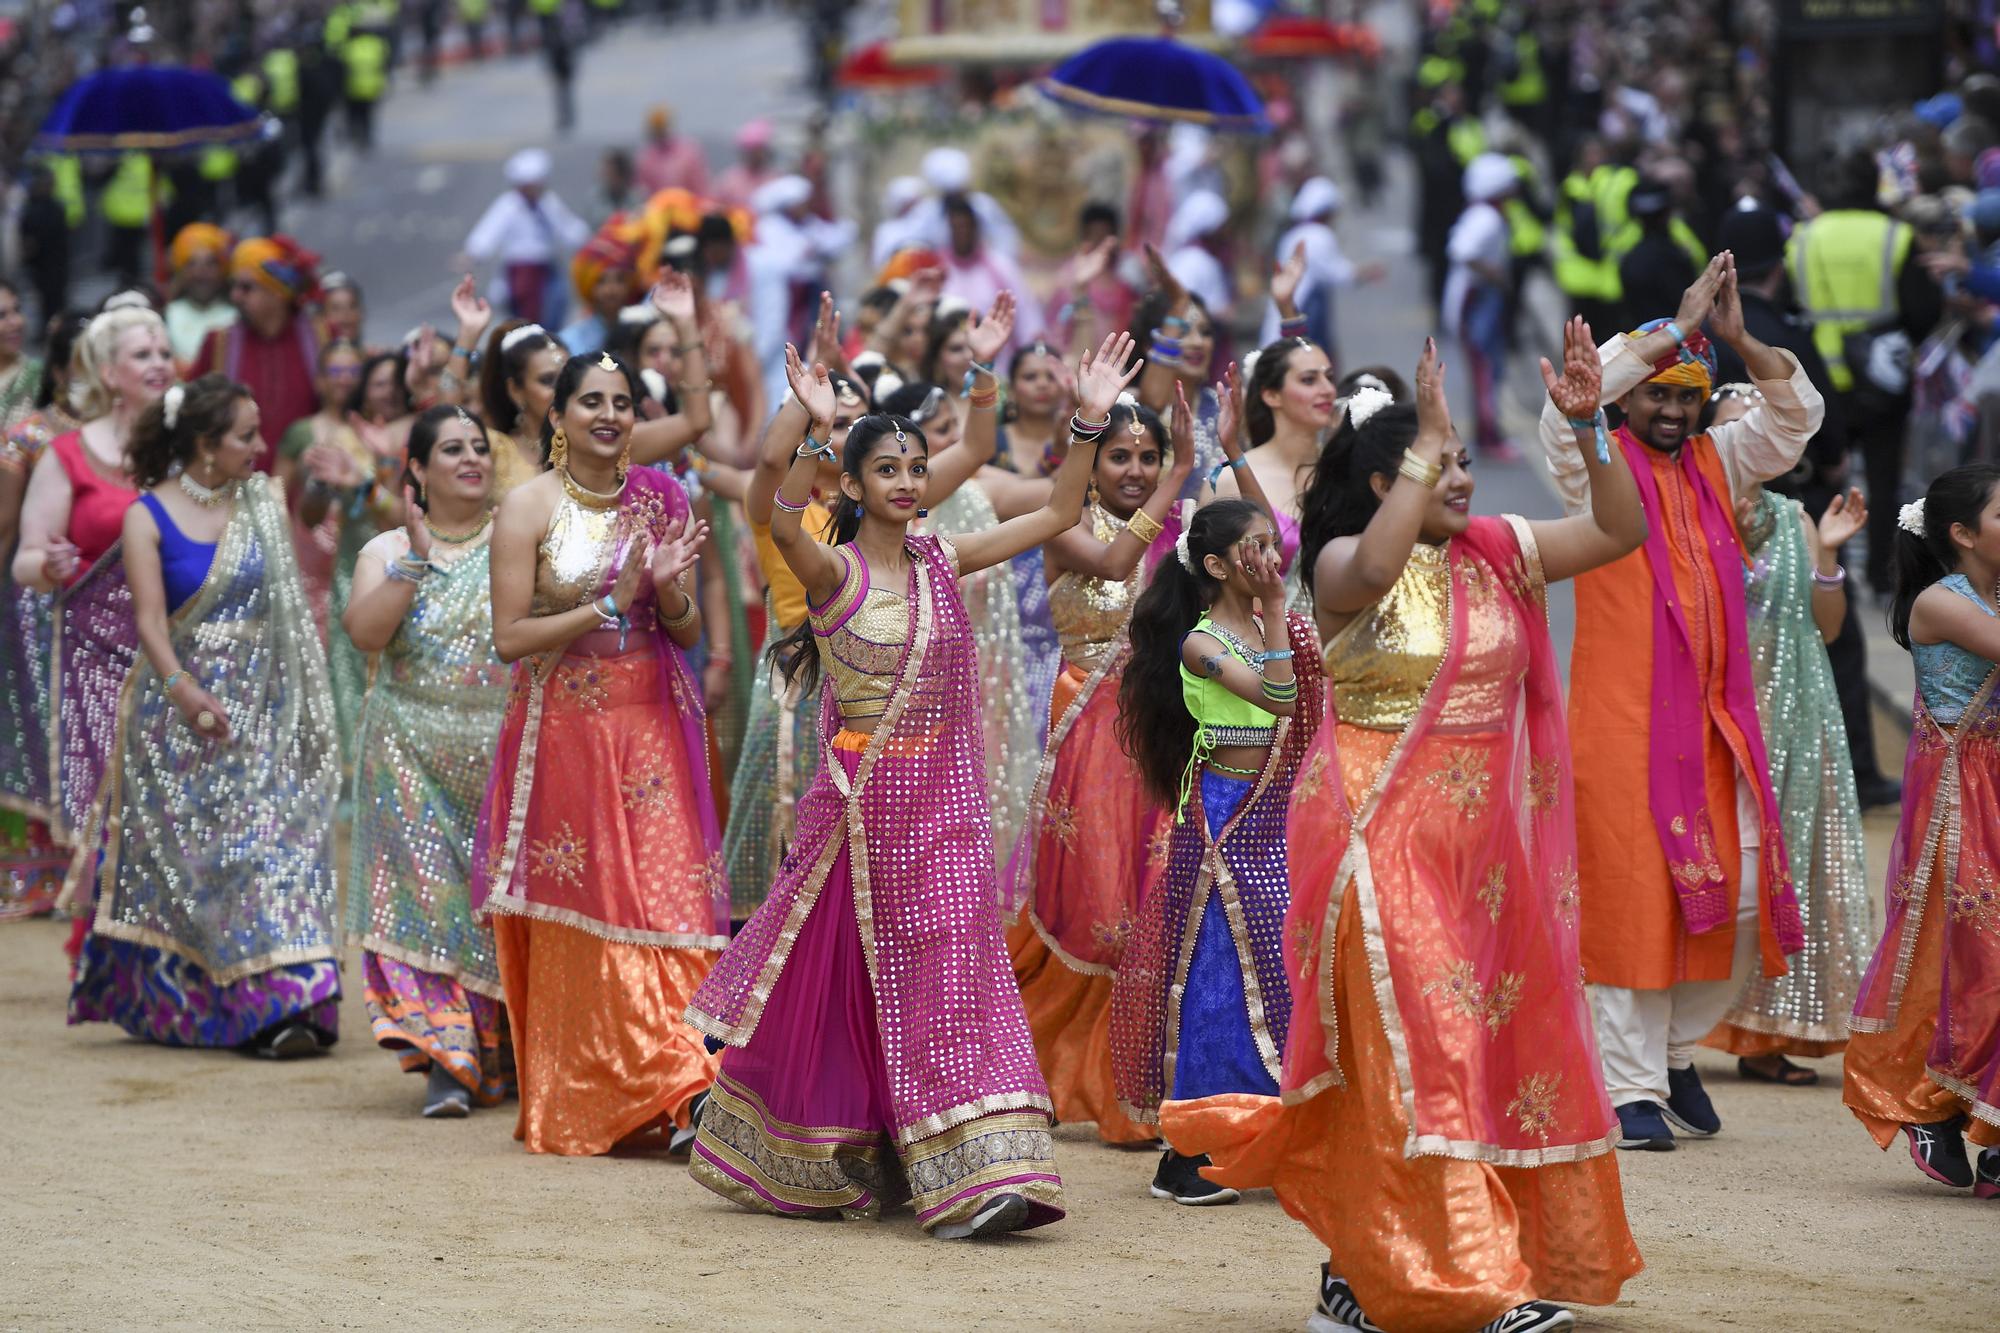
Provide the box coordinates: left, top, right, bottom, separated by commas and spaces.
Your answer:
616, 435, 632, 486
549, 425, 569, 470
1087, 479, 1100, 509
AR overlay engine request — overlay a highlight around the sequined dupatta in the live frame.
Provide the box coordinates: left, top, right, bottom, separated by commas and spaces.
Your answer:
1285, 517, 1617, 1164
688, 535, 1055, 1146
49, 542, 137, 894
1852, 677, 2000, 1126
85, 478, 341, 982
471, 467, 729, 946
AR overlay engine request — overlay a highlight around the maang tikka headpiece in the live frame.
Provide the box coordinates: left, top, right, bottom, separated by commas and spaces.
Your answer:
597, 352, 618, 372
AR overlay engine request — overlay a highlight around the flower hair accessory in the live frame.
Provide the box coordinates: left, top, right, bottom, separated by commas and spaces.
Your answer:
1899, 498, 1926, 538
161, 383, 185, 431
499, 324, 546, 354
1344, 385, 1394, 431
1174, 500, 1195, 574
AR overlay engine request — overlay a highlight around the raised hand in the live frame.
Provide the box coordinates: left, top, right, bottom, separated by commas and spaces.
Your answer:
1412, 337, 1450, 441
783, 343, 836, 429
804, 291, 841, 367
1674, 252, 1729, 335
1214, 360, 1244, 457
1539, 315, 1603, 421
909, 266, 946, 303
1169, 380, 1199, 484
1141, 243, 1187, 304
966, 290, 1016, 366
651, 270, 698, 328
1070, 235, 1115, 292
1271, 240, 1308, 314
1708, 252, 1747, 345
651, 515, 710, 590
1075, 330, 1142, 422
1817, 486, 1868, 550
1240, 534, 1286, 604
403, 485, 433, 562
450, 274, 492, 346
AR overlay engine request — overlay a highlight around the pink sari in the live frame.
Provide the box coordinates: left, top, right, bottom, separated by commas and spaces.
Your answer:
1283, 517, 1615, 1159
1849, 678, 2000, 1132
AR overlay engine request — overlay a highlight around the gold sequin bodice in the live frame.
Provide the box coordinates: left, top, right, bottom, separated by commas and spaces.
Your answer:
532, 487, 621, 616
808, 546, 915, 722
1048, 504, 1141, 672
1325, 541, 1525, 731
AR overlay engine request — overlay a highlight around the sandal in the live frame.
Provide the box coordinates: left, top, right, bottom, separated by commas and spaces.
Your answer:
1737, 1054, 1818, 1085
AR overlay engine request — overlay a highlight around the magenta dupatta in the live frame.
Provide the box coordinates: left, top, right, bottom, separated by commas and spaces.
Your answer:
470, 468, 728, 945
686, 535, 1053, 1145
1282, 517, 1617, 1162
1615, 427, 1803, 951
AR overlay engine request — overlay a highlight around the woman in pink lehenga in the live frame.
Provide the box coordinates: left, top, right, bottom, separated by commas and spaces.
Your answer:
1845, 464, 2000, 1195
1166, 329, 1651, 1333
686, 335, 1140, 1240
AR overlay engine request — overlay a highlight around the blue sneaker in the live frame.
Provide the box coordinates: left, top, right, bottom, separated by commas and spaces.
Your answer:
1614, 1100, 1676, 1151
1663, 1064, 1722, 1137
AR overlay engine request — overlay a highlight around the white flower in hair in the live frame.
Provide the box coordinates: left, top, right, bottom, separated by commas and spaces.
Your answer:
500, 324, 547, 354
1898, 498, 1927, 538
1174, 499, 1195, 573
640, 368, 669, 403
1116, 390, 1140, 409
1343, 385, 1394, 431
161, 383, 185, 431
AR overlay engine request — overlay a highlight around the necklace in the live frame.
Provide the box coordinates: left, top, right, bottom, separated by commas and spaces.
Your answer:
559, 466, 624, 511
177, 471, 236, 507
424, 510, 494, 544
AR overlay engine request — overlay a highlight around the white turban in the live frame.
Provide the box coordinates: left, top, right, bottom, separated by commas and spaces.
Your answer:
1290, 176, 1342, 221
1462, 153, 1518, 204
751, 174, 813, 215
1164, 189, 1230, 252
505, 147, 551, 187
921, 147, 973, 194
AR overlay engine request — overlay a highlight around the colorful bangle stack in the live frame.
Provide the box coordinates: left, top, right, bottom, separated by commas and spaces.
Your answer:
1260, 677, 1298, 703
1126, 509, 1166, 545
1397, 449, 1443, 489
1278, 314, 1309, 340
660, 591, 699, 631
1070, 412, 1111, 439
968, 384, 999, 412
1149, 334, 1185, 365
796, 433, 834, 461
772, 491, 810, 514
386, 555, 434, 585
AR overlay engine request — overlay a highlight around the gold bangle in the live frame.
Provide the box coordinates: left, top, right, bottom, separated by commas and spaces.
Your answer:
659, 590, 699, 631
1126, 509, 1165, 544
1397, 449, 1442, 489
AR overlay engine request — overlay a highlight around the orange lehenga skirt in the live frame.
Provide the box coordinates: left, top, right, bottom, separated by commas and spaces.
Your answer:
1006, 658, 1164, 1145
489, 649, 721, 1156
1163, 725, 1641, 1333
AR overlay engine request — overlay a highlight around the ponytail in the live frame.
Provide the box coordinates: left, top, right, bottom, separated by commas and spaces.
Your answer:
1296, 400, 1419, 595
1889, 463, 2000, 649
1117, 498, 1263, 807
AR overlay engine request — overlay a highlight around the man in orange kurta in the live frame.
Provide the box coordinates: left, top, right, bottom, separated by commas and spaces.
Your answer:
1537, 256, 1825, 1149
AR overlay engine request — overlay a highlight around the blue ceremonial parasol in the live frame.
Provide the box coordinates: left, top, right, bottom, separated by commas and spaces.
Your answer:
33, 64, 263, 156
1038, 36, 1271, 135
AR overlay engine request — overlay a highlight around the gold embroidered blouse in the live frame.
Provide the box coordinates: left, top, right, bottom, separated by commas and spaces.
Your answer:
807, 540, 959, 722
1048, 504, 1141, 673
532, 484, 621, 615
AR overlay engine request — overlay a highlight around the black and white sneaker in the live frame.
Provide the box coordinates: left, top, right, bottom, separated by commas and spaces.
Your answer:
1904, 1117, 1973, 1188
934, 1192, 1031, 1240
1475, 1301, 1575, 1333
251, 1022, 320, 1060
668, 1088, 711, 1155
1975, 1147, 2000, 1200
1307, 1266, 1385, 1333
1149, 1149, 1241, 1205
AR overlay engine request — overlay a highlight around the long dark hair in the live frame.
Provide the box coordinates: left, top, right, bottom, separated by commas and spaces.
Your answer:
1244, 338, 1313, 446
402, 403, 488, 510
1890, 463, 2000, 648
348, 350, 410, 420
1130, 286, 1209, 366
128, 374, 253, 489
480, 319, 560, 433
919, 307, 970, 386
1118, 498, 1266, 807
768, 414, 928, 694
1296, 401, 1421, 595
538, 350, 646, 463
37, 310, 87, 409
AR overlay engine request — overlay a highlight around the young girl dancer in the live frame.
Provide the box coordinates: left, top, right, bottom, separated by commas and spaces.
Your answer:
1112, 487, 1324, 1206
1845, 463, 2000, 1195
686, 333, 1140, 1239
1005, 387, 1193, 1145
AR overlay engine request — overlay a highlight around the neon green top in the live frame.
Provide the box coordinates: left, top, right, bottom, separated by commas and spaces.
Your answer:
1176, 615, 1279, 814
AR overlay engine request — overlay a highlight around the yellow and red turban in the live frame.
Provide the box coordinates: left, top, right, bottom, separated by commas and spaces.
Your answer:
231, 235, 321, 304
169, 222, 231, 273
1629, 317, 1716, 396
571, 215, 647, 304
875, 246, 943, 287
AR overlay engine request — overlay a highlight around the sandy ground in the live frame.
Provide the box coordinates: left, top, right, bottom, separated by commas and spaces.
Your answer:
2, 770, 1997, 1333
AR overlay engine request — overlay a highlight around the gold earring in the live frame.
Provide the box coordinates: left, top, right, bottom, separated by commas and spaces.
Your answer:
615, 435, 632, 486
416, 478, 427, 505
1087, 479, 1099, 508
549, 425, 569, 470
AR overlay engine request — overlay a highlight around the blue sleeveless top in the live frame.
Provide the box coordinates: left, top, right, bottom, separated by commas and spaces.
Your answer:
138, 492, 218, 614
1913, 574, 1999, 725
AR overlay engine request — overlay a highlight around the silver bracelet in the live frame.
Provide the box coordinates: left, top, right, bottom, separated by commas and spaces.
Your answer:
385, 555, 434, 585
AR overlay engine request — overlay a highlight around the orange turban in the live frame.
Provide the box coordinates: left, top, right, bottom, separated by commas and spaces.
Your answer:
571, 216, 646, 304
170, 223, 231, 273
231, 235, 321, 303
1628, 317, 1716, 397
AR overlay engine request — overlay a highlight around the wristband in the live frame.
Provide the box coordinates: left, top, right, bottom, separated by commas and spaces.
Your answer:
1278, 315, 1309, 339
796, 433, 834, 461
1256, 649, 1294, 663
1664, 321, 1687, 347
596, 594, 623, 622
1567, 408, 1611, 465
